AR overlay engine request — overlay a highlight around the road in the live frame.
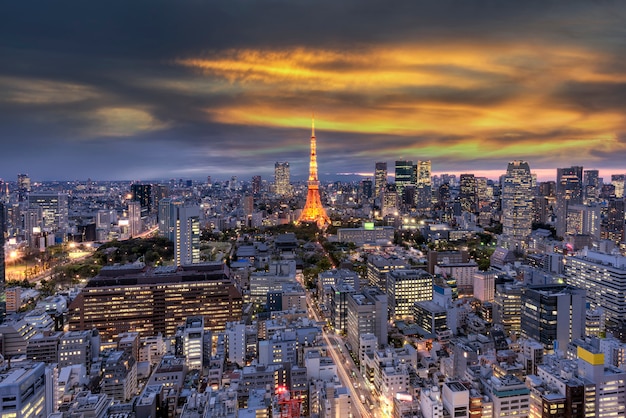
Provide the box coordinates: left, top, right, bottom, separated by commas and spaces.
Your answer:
302, 285, 375, 418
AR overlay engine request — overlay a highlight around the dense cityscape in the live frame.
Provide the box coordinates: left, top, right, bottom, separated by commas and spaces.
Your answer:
3, 1, 626, 417
1, 120, 626, 418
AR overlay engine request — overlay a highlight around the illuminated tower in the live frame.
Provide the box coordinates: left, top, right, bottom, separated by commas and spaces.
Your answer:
298, 118, 331, 228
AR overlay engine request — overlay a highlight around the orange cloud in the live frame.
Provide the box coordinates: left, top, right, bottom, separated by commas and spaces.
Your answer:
176, 42, 626, 163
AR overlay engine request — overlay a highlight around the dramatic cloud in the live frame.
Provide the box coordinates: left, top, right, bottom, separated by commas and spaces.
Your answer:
0, 0, 625, 181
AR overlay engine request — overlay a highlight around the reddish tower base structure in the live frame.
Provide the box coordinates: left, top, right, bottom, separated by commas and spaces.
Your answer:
299, 184, 330, 228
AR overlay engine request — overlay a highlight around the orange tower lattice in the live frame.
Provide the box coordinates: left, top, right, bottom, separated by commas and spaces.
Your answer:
297, 117, 331, 228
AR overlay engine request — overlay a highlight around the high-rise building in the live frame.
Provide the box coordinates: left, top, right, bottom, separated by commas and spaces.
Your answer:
346, 288, 388, 353
274, 162, 291, 196
251, 175, 262, 195
28, 192, 69, 241
157, 199, 200, 265
152, 184, 169, 215
374, 162, 388, 198
298, 118, 331, 227
17, 173, 30, 201
387, 269, 433, 319
520, 284, 586, 352
602, 199, 625, 243
395, 160, 414, 198
68, 263, 242, 341
566, 204, 601, 239
158, 198, 176, 239
611, 174, 625, 198
416, 160, 432, 209
127, 201, 142, 238
583, 169, 600, 202
556, 166, 583, 238
360, 178, 373, 200
381, 184, 398, 217
494, 282, 523, 337
174, 205, 200, 266
459, 174, 477, 213
501, 160, 533, 250
131, 183, 152, 217
564, 249, 626, 325
473, 271, 495, 303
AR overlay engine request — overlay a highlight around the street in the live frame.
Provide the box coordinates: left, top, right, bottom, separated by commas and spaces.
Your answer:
302, 284, 378, 418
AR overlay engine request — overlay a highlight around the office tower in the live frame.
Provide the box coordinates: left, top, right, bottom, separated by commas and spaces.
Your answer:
494, 282, 523, 337
602, 199, 625, 243
0, 202, 5, 321
475, 176, 490, 210
374, 162, 388, 198
584, 169, 600, 202
127, 201, 142, 237
28, 192, 69, 240
274, 162, 291, 196
611, 174, 625, 198
360, 178, 373, 200
298, 118, 331, 227
600, 183, 616, 199
346, 288, 388, 352
395, 160, 414, 198
367, 255, 410, 290
416, 160, 432, 209
459, 174, 477, 213
381, 184, 398, 217
68, 263, 243, 341
152, 184, 169, 215
413, 300, 447, 335
437, 183, 451, 204
17, 173, 30, 201
387, 269, 433, 319
174, 205, 200, 266
566, 204, 601, 239
158, 198, 178, 240
556, 166, 583, 238
501, 161, 533, 250
520, 284, 586, 352
131, 183, 152, 217
243, 195, 254, 217
564, 249, 626, 325
251, 175, 262, 195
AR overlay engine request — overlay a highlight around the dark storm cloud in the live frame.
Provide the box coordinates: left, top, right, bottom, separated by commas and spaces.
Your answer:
553, 81, 626, 112
0, 0, 625, 180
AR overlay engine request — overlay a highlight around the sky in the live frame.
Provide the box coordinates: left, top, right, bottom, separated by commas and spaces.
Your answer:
1, 1, 626, 182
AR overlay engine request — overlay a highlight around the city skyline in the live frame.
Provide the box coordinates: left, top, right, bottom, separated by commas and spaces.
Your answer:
1, 1, 626, 181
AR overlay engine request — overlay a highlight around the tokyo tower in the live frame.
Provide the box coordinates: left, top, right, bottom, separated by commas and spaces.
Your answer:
297, 117, 331, 228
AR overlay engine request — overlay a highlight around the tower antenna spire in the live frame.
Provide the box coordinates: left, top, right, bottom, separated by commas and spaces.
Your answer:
311, 112, 315, 137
